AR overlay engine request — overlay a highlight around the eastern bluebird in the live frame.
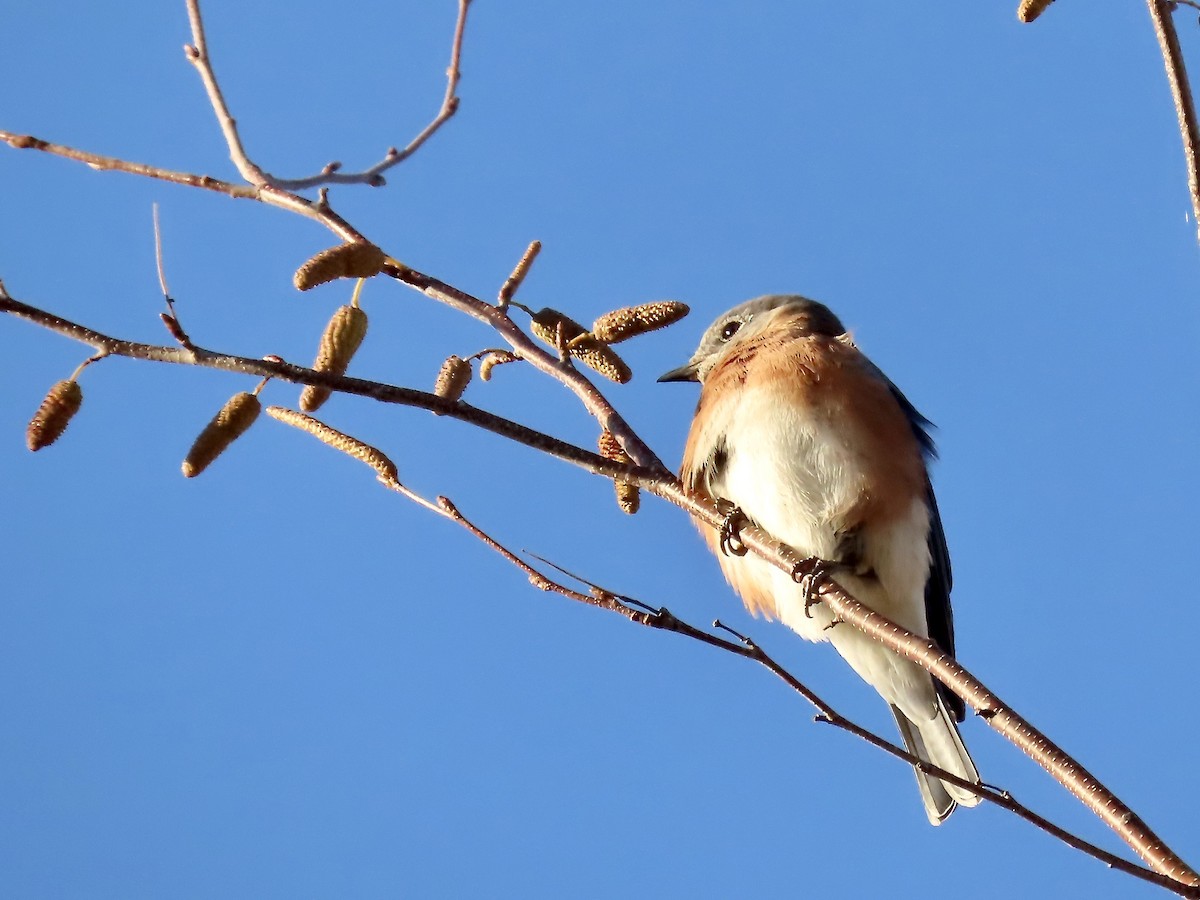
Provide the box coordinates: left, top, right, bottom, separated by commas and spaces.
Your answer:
660, 294, 980, 824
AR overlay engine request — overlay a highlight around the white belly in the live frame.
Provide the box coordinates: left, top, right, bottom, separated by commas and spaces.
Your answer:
709, 385, 933, 649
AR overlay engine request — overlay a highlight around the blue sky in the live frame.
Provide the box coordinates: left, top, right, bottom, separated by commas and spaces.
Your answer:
2, 2, 1198, 898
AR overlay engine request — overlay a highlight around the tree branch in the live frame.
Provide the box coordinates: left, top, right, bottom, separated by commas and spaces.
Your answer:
184, 0, 471, 190
3, 283, 1198, 891
4, 3, 1198, 892
183, 0, 268, 184
0, 290, 639, 485
371, 480, 1200, 899
648, 479, 1200, 888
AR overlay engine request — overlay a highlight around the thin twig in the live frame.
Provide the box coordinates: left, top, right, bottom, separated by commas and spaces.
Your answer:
274, 0, 471, 189
3, 4, 1197, 883
152, 205, 194, 350
4, 266, 1198, 892
386, 0, 471, 168
183, 0, 268, 184
387, 264, 668, 474
0, 292, 640, 485
0, 130, 370, 244
0, 130, 257, 198
1147, 0, 1200, 242
0, 126, 660, 472
647, 479, 1200, 888
152, 204, 171, 299
385, 490, 1200, 899
183, 0, 471, 190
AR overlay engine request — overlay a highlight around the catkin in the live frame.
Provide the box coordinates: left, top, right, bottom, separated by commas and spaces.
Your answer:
592, 301, 689, 344
1016, 0, 1054, 23
293, 242, 387, 291
181, 392, 262, 478
26, 379, 83, 451
433, 355, 472, 406
598, 430, 639, 515
300, 305, 369, 412
529, 308, 588, 347
479, 351, 519, 381
568, 335, 633, 384
266, 406, 399, 483
615, 482, 640, 514
529, 308, 632, 383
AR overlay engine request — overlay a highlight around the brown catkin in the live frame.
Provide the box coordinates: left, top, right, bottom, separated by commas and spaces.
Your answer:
433, 355, 472, 405
265, 406, 399, 483
529, 308, 588, 347
597, 430, 626, 464
293, 242, 387, 291
530, 308, 632, 382
300, 305, 369, 412
1016, 0, 1054, 22
569, 334, 633, 384
479, 351, 519, 381
616, 481, 641, 515
27, 379, 83, 451
181, 392, 262, 478
592, 301, 690, 344
598, 430, 639, 515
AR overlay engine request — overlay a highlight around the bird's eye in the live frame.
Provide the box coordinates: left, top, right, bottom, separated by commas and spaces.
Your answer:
719, 320, 742, 342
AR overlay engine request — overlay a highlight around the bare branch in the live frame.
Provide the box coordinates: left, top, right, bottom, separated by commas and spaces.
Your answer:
1147, 0, 1200, 243
648, 479, 1200, 887
183, 0, 269, 184
152, 204, 171, 299
386, 265, 669, 474
379, 484, 1200, 899
272, 0, 472, 189
4, 282, 1198, 888
183, 0, 472, 190
4, 5, 1198, 888
0, 129, 372, 244
0, 130, 257, 197
0, 291, 641, 485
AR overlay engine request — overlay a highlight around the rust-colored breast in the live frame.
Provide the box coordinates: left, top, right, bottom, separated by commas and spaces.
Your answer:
680, 319, 927, 586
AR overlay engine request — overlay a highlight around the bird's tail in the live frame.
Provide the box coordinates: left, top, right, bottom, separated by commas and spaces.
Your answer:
889, 698, 981, 826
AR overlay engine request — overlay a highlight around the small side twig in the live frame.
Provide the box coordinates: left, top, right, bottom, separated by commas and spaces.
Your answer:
0, 129, 371, 245
1147, 0, 1200, 243
382, 490, 1200, 899
152, 204, 194, 351
0, 291, 644, 485
184, 0, 472, 191
0, 131, 258, 198
649, 479, 1200, 889
183, 0, 269, 185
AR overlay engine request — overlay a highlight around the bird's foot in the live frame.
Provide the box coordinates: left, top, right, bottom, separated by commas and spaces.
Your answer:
791, 555, 831, 618
716, 501, 749, 557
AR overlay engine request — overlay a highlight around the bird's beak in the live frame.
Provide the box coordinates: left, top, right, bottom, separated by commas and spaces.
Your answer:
657, 361, 700, 383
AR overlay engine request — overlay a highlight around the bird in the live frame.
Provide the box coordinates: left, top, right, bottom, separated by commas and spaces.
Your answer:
659, 294, 980, 824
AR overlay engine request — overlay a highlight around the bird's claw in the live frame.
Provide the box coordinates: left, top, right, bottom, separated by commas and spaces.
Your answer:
717, 503, 749, 557
792, 556, 830, 618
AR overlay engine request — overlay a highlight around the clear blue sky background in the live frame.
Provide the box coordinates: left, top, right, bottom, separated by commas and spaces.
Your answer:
2, 2, 1198, 898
